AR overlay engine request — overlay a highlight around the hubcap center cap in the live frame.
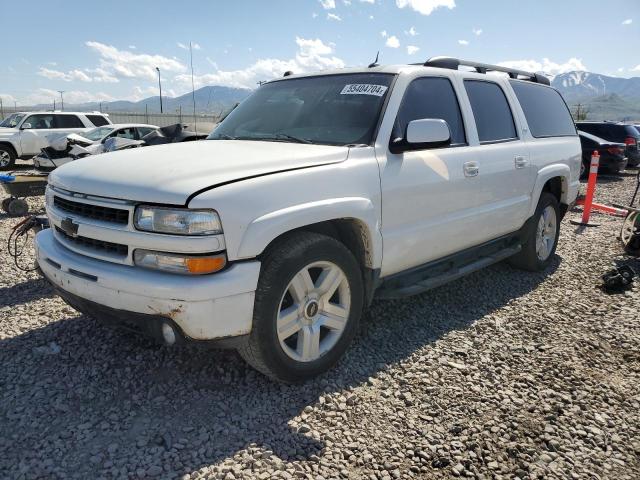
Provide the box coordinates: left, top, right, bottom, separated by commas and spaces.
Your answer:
303, 299, 320, 321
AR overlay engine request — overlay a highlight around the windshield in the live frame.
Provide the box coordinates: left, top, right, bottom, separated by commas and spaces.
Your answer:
0, 113, 25, 128
208, 73, 394, 146
82, 126, 114, 141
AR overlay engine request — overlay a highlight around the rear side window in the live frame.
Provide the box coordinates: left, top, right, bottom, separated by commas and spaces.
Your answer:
55, 115, 84, 128
87, 114, 110, 127
393, 77, 466, 145
464, 80, 517, 143
510, 81, 576, 138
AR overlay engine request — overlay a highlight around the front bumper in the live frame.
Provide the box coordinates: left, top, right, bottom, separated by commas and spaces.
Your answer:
35, 228, 261, 342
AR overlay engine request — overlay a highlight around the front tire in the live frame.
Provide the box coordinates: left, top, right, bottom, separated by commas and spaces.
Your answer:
509, 192, 560, 272
239, 232, 364, 383
0, 145, 16, 170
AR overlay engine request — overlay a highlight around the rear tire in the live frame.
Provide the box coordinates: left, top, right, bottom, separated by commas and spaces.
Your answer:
239, 232, 364, 383
0, 145, 16, 170
7, 198, 29, 217
509, 192, 560, 272
1, 197, 12, 213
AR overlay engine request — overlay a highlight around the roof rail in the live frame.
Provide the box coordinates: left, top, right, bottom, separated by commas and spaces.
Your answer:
422, 56, 551, 86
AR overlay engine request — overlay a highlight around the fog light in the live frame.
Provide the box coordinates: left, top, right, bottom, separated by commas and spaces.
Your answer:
161, 322, 177, 345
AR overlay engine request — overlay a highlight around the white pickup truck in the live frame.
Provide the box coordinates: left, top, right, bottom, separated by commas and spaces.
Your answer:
0, 111, 111, 168
35, 57, 580, 382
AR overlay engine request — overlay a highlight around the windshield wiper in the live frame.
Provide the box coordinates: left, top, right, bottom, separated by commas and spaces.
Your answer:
271, 133, 313, 144
213, 134, 238, 140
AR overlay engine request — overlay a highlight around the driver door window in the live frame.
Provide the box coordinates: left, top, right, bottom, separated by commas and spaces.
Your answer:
392, 77, 467, 147
24, 114, 55, 129
108, 128, 136, 140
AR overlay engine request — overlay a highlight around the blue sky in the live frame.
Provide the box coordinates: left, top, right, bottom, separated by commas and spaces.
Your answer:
2, 0, 638, 105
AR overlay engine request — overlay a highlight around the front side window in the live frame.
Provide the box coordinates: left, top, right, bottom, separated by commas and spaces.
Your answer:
24, 114, 54, 129
55, 115, 84, 128
112, 127, 136, 140
209, 73, 394, 146
464, 80, 517, 143
392, 76, 466, 146
509, 81, 576, 138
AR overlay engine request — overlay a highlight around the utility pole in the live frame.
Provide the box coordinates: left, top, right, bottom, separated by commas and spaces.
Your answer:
190, 41, 197, 135
0, 97, 3, 119
57, 91, 65, 111
156, 67, 163, 113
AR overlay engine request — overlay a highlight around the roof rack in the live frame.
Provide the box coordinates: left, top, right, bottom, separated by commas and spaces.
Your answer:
421, 56, 551, 86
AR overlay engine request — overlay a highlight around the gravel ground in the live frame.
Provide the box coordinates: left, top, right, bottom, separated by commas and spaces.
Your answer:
1, 173, 639, 480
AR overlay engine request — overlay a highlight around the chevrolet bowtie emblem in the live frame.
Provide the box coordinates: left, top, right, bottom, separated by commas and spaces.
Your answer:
60, 217, 79, 237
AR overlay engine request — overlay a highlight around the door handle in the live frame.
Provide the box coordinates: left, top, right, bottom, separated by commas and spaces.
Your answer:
514, 156, 528, 169
463, 161, 479, 177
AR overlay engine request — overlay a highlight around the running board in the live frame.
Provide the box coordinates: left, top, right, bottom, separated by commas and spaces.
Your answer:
376, 244, 521, 299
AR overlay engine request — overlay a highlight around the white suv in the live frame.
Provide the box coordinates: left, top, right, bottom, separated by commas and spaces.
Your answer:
0, 111, 111, 168
35, 58, 580, 382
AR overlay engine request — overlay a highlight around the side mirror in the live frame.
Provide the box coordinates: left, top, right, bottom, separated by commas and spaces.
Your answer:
21, 122, 32, 130
390, 118, 451, 153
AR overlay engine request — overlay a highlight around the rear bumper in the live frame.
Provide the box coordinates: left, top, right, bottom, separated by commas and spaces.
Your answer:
35, 228, 261, 342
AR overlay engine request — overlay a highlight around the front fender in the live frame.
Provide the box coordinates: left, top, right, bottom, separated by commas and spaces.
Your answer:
236, 197, 382, 268
528, 164, 578, 217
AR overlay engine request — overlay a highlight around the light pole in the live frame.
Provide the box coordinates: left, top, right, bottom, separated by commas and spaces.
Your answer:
57, 91, 65, 111
156, 67, 163, 113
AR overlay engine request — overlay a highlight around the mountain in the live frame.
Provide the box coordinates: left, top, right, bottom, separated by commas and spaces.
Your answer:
552, 71, 640, 102
551, 71, 640, 121
31, 85, 252, 115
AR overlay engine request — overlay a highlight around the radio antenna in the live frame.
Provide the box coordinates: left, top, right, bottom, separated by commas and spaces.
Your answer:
368, 51, 380, 68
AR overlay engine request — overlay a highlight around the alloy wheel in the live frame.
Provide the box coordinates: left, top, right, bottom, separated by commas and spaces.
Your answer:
276, 261, 351, 362
536, 205, 557, 261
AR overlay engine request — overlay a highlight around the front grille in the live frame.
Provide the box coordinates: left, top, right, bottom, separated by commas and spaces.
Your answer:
55, 226, 128, 256
54, 196, 129, 225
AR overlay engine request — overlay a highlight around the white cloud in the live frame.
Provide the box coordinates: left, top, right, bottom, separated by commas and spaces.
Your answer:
319, 0, 336, 9
622, 18, 632, 25
0, 93, 17, 104
472, 28, 482, 36
128, 45, 137, 50
632, 65, 640, 72
407, 45, 420, 55
395, 0, 455, 16
174, 37, 345, 90
369, 15, 374, 19
380, 30, 388, 37
458, 39, 469, 46
312, 12, 319, 18
360, 0, 375, 3
38, 67, 93, 82
86, 41, 186, 82
343, 0, 351, 5
178, 42, 200, 50
498, 57, 587, 77
327, 13, 342, 21
386, 35, 400, 48
405, 26, 418, 36
22, 88, 114, 106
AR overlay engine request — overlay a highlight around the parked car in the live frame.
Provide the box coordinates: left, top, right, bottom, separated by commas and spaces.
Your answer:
0, 111, 111, 169
33, 124, 159, 170
576, 121, 640, 167
36, 57, 580, 382
577, 130, 627, 178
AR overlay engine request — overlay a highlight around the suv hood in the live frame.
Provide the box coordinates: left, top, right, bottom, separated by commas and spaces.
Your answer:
49, 140, 350, 205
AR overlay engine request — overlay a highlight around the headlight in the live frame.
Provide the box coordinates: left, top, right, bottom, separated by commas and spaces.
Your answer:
133, 249, 227, 275
45, 187, 54, 209
134, 206, 222, 235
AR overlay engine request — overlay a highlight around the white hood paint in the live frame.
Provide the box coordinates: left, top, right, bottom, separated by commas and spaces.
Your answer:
50, 140, 350, 205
